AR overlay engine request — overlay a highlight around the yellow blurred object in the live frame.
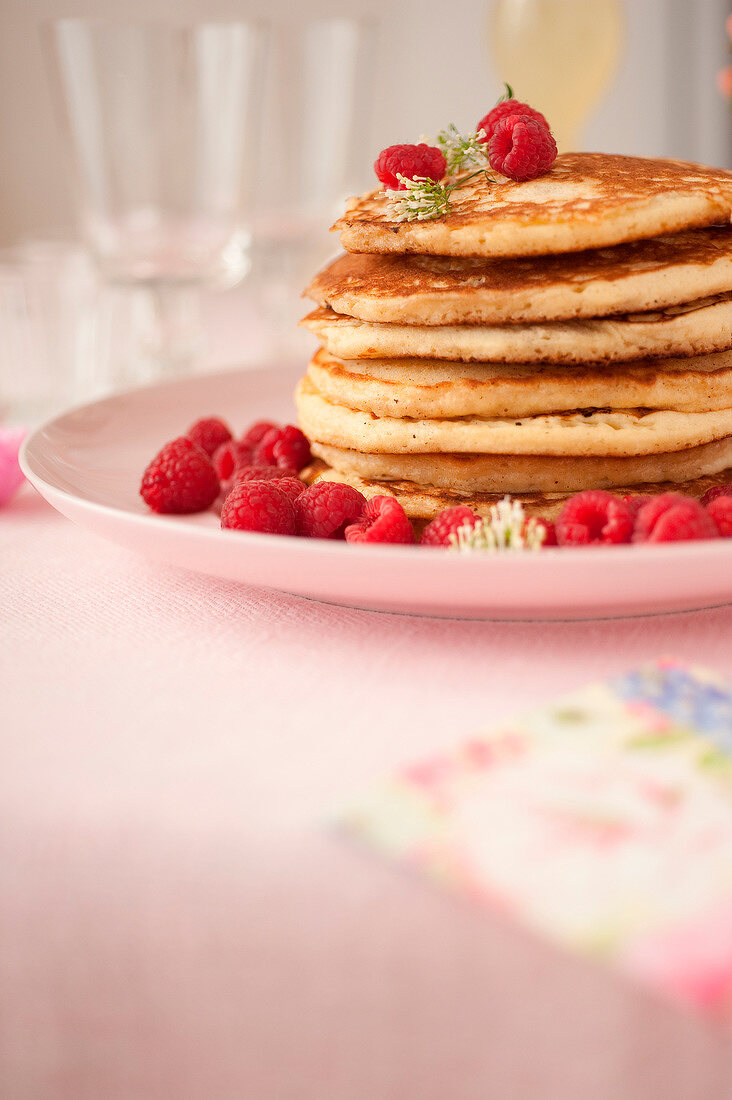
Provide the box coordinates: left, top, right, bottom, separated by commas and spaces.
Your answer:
489, 0, 624, 152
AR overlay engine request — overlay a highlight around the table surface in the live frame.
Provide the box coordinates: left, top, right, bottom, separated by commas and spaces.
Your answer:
3, 434, 732, 1098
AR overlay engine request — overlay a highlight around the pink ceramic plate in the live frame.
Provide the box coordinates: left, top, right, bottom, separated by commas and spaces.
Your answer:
20, 363, 732, 620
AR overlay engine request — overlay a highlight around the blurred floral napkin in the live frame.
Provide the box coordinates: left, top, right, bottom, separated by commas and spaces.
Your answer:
345, 660, 732, 1016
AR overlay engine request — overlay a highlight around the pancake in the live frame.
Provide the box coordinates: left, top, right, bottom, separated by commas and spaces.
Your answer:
307, 229, 732, 325
307, 461, 732, 523
296, 375, 732, 457
310, 464, 573, 521
308, 348, 732, 418
310, 437, 732, 494
334, 153, 732, 258
301, 295, 732, 364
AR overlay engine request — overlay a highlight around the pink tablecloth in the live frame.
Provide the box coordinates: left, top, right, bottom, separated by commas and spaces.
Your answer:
3, 485, 732, 1099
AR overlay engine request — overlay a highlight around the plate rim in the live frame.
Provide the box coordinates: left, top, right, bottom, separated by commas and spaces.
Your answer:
17, 363, 732, 621
20, 363, 732, 572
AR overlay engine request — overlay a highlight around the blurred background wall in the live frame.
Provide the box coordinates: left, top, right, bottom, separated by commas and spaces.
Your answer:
0, 0, 730, 246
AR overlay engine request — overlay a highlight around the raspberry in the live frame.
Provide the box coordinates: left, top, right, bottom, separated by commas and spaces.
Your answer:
212, 440, 252, 481
252, 430, 277, 466
230, 465, 299, 486
140, 436, 219, 514
241, 420, 279, 449
487, 114, 557, 182
477, 98, 549, 144
253, 425, 312, 471
222, 468, 302, 514
344, 495, 415, 545
266, 477, 305, 505
273, 426, 312, 470
220, 481, 296, 535
227, 467, 303, 507
633, 494, 718, 543
420, 505, 478, 547
534, 518, 557, 546
185, 416, 232, 457
374, 143, 447, 191
622, 494, 653, 522
294, 482, 366, 539
555, 490, 633, 546
700, 483, 732, 507
707, 496, 732, 537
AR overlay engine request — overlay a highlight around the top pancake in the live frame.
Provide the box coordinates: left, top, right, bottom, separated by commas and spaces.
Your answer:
334, 153, 732, 258
307, 228, 732, 325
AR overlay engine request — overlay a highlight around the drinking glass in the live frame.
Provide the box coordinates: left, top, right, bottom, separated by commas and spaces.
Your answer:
0, 241, 98, 424
250, 17, 377, 362
490, 0, 624, 152
44, 19, 267, 379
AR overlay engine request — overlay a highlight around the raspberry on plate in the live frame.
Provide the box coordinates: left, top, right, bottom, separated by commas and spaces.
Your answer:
534, 518, 557, 547
261, 476, 305, 505
345, 495, 415, 545
241, 420, 279, 449
374, 143, 447, 191
224, 465, 303, 507
622, 494, 653, 523
487, 113, 557, 181
253, 425, 312, 471
220, 480, 296, 535
700, 483, 732, 507
185, 416, 232, 457
705, 496, 732, 537
294, 482, 366, 539
273, 426, 312, 470
212, 440, 252, 481
634, 493, 718, 543
477, 97, 549, 144
140, 436, 219, 514
230, 465, 299, 487
421, 505, 478, 547
555, 490, 633, 546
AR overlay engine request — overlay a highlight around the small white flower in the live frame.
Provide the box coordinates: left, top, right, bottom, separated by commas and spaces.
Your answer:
382, 123, 495, 223
449, 496, 547, 553
384, 175, 451, 222
437, 124, 490, 174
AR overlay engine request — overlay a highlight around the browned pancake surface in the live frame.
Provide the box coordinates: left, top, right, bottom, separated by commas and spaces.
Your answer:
305, 459, 732, 523
335, 153, 732, 257
306, 228, 732, 324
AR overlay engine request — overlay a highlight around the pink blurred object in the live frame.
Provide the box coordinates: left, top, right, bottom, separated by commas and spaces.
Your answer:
0, 428, 26, 506
717, 67, 732, 99
625, 904, 732, 1013
718, 15, 732, 98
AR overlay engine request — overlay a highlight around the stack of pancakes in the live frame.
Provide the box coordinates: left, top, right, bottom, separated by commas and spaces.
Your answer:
296, 153, 732, 521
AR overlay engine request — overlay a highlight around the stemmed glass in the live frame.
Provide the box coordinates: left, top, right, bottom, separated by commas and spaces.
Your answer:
490, 0, 624, 152
44, 19, 267, 381
250, 17, 376, 362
